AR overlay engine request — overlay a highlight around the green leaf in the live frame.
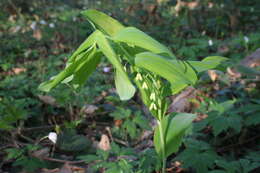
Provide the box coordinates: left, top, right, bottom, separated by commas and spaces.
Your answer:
5, 148, 24, 160
81, 9, 124, 36
176, 148, 219, 173
110, 107, 131, 120
113, 27, 174, 57
78, 155, 100, 163
68, 30, 99, 63
57, 130, 92, 152
133, 113, 151, 130
124, 119, 137, 139
245, 112, 260, 126
170, 82, 188, 95
209, 170, 226, 173
0, 120, 14, 130
135, 52, 197, 87
215, 160, 240, 173
95, 31, 135, 100
154, 113, 196, 158
239, 159, 260, 173
38, 46, 97, 92
188, 56, 228, 73
71, 50, 102, 88
208, 113, 242, 136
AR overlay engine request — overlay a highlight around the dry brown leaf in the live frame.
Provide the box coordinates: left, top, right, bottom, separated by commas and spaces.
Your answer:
31, 147, 50, 158
33, 14, 40, 21
227, 67, 241, 78
8, 15, 16, 23
38, 95, 58, 107
168, 87, 196, 113
1, 67, 27, 76
218, 45, 229, 54
33, 29, 42, 40
12, 67, 27, 74
98, 134, 111, 151
9, 26, 21, 33
71, 166, 85, 173
41, 168, 60, 173
208, 70, 218, 82
241, 48, 260, 67
114, 119, 123, 127
175, 0, 200, 16
59, 163, 73, 173
81, 104, 98, 114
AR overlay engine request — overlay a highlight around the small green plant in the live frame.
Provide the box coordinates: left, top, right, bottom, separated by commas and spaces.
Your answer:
110, 107, 150, 140
5, 145, 46, 172
39, 10, 227, 172
78, 142, 160, 173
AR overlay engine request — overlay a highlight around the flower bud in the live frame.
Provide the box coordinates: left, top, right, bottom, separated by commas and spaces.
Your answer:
142, 82, 148, 89
135, 73, 143, 81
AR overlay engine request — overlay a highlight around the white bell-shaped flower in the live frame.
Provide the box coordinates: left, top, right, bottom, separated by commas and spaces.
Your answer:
48, 132, 57, 144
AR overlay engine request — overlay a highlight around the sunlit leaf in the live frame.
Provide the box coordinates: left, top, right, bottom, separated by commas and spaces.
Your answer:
95, 31, 135, 100
135, 52, 197, 87
170, 82, 188, 95
68, 31, 99, 63
38, 47, 97, 92
71, 50, 102, 88
113, 27, 174, 57
188, 56, 228, 73
82, 9, 124, 36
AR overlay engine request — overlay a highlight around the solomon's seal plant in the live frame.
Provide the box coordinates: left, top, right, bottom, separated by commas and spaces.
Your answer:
39, 9, 227, 172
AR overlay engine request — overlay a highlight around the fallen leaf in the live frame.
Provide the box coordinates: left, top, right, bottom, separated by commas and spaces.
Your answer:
98, 134, 111, 151
168, 87, 196, 113
240, 48, 260, 67
1, 67, 27, 76
59, 163, 73, 173
227, 67, 241, 78
114, 119, 123, 127
38, 95, 58, 107
31, 147, 50, 158
81, 104, 98, 114
218, 45, 229, 54
9, 25, 21, 33
71, 166, 85, 173
41, 168, 60, 173
33, 29, 42, 40
12, 67, 27, 74
208, 70, 218, 82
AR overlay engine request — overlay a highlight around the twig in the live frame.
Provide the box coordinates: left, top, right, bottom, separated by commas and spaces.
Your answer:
41, 157, 85, 164
105, 126, 114, 142
113, 138, 129, 147
21, 125, 56, 132
20, 121, 111, 132
0, 144, 16, 151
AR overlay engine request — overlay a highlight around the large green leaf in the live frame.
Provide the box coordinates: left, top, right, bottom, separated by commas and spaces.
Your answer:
68, 31, 99, 63
95, 31, 136, 100
70, 50, 102, 88
113, 27, 174, 57
81, 9, 124, 36
154, 113, 196, 158
188, 56, 228, 73
38, 46, 98, 92
170, 82, 188, 95
135, 52, 197, 86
